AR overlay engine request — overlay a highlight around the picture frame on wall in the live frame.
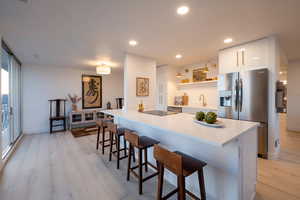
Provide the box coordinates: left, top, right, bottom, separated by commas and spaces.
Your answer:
82, 75, 102, 109
136, 77, 149, 97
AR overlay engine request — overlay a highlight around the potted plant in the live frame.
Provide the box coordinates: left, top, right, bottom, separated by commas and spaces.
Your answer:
67, 94, 81, 112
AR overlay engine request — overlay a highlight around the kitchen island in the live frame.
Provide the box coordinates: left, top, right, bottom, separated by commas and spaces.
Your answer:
102, 109, 259, 200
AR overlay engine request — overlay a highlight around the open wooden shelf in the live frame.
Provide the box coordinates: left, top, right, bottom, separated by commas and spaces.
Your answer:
177, 80, 218, 86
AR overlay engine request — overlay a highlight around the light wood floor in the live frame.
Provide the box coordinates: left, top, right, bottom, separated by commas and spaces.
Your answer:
255, 114, 300, 200
0, 114, 299, 200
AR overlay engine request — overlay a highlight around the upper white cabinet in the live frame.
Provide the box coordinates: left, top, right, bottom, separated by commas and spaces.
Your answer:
219, 38, 269, 74
219, 46, 240, 74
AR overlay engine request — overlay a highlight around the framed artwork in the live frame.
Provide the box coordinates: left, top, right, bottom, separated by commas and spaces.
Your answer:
82, 75, 102, 109
192, 68, 207, 82
136, 77, 149, 96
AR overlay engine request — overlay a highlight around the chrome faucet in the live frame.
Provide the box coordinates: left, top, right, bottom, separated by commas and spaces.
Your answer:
199, 94, 207, 107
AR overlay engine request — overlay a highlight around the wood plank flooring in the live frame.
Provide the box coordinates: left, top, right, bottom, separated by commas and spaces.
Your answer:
0, 132, 176, 200
0, 113, 299, 200
255, 114, 300, 200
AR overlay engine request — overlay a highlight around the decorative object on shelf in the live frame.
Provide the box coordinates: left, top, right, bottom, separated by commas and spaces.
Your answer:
185, 68, 189, 73
106, 101, 111, 109
136, 77, 149, 96
182, 93, 189, 105
176, 72, 183, 78
138, 100, 144, 112
180, 78, 190, 83
96, 64, 111, 75
174, 96, 183, 105
193, 68, 208, 82
49, 99, 67, 133
82, 75, 102, 109
67, 94, 81, 112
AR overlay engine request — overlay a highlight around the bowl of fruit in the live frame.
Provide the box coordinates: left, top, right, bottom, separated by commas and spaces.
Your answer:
194, 111, 224, 128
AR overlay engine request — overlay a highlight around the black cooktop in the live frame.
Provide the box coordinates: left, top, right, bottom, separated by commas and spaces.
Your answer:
142, 110, 178, 116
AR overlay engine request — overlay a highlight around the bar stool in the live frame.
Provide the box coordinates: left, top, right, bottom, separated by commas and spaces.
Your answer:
96, 117, 113, 154
125, 130, 160, 195
106, 121, 135, 169
154, 145, 207, 200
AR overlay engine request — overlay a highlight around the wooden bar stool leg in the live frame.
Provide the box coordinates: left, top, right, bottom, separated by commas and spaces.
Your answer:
124, 138, 127, 157
127, 144, 132, 181
144, 148, 148, 172
198, 169, 206, 200
96, 126, 100, 150
138, 148, 143, 195
101, 127, 105, 154
116, 135, 120, 169
132, 147, 136, 162
156, 161, 164, 200
109, 132, 113, 161
177, 175, 185, 200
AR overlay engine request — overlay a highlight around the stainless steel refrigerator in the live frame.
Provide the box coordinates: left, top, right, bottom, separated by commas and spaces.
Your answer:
218, 68, 268, 158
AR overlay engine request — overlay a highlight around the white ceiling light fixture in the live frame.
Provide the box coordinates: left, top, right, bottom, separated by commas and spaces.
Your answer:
175, 54, 182, 59
224, 38, 233, 44
129, 40, 138, 46
177, 6, 189, 15
96, 64, 111, 75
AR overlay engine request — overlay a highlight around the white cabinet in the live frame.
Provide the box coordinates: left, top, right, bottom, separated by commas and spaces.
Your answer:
241, 38, 269, 70
219, 38, 269, 74
219, 46, 240, 74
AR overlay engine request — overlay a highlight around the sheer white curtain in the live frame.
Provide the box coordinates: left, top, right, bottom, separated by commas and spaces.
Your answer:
10, 57, 21, 141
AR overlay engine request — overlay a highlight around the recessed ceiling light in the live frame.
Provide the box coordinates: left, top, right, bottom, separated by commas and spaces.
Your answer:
224, 38, 233, 44
129, 40, 138, 46
177, 6, 189, 15
175, 54, 182, 59
279, 71, 283, 74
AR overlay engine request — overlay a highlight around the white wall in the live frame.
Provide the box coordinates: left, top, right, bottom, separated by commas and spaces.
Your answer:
287, 60, 300, 132
22, 65, 123, 134
124, 53, 156, 110
268, 36, 281, 158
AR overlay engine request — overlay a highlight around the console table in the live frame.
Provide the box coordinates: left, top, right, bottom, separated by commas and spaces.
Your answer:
69, 109, 110, 130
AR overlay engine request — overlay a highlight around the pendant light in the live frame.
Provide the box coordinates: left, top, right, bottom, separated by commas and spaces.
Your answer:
96, 64, 111, 75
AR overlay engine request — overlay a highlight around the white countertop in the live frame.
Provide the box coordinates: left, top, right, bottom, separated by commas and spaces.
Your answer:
102, 109, 259, 147
168, 105, 218, 110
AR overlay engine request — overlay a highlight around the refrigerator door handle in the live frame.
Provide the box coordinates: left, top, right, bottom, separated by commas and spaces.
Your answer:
235, 79, 239, 111
239, 79, 243, 112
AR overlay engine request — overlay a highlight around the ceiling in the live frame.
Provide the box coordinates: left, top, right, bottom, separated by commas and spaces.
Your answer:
0, 0, 300, 70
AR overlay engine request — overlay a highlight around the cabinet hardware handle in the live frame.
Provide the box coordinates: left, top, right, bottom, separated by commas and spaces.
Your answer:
242, 51, 245, 65
236, 51, 239, 67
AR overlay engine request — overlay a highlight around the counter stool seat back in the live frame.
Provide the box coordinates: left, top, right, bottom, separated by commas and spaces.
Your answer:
154, 145, 183, 175
154, 144, 207, 200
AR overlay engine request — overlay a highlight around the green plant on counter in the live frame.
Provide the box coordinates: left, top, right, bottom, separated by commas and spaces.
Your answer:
205, 112, 217, 124
195, 111, 206, 121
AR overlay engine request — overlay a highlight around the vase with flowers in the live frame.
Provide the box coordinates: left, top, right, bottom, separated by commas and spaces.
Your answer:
67, 94, 82, 112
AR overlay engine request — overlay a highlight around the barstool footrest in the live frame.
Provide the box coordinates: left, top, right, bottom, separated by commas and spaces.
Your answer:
142, 172, 159, 182
163, 188, 178, 200
186, 190, 201, 200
